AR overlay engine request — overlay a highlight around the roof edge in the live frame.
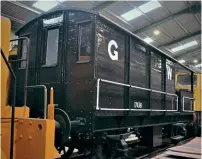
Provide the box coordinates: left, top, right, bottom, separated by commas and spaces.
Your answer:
15, 8, 194, 73
98, 14, 195, 73
15, 8, 98, 35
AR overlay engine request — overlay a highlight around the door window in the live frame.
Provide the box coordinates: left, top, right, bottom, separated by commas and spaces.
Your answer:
43, 28, 59, 67
77, 23, 92, 62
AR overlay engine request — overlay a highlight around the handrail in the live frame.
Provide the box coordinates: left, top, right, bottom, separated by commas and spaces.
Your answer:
1, 48, 16, 159
182, 96, 194, 112
9, 58, 27, 62
10, 37, 30, 107
96, 78, 178, 112
6, 37, 29, 159
26, 85, 47, 119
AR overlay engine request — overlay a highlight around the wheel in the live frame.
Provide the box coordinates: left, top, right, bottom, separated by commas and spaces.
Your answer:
54, 108, 71, 148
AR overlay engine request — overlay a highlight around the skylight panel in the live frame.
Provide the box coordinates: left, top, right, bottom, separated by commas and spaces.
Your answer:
121, 0, 162, 21
33, 1, 58, 12
144, 37, 153, 43
57, 0, 66, 2
183, 41, 198, 48
171, 45, 185, 52
171, 41, 198, 53
139, 1, 161, 13
121, 9, 142, 21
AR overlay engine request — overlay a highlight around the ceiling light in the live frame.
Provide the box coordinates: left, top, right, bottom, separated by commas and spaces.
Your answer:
171, 41, 198, 52
139, 1, 161, 13
178, 59, 185, 64
33, 1, 58, 12
121, 9, 142, 21
194, 60, 198, 63
195, 63, 202, 67
144, 37, 153, 44
153, 30, 160, 35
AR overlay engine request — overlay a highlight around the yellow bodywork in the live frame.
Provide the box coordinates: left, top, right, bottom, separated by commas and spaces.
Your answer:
1, 117, 60, 159
1, 107, 29, 159
1, 17, 60, 159
176, 73, 201, 111
1, 16, 11, 106
194, 74, 201, 111
15, 118, 60, 159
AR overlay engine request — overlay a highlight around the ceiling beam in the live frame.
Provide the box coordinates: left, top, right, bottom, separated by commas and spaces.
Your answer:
185, 0, 201, 25
91, 1, 116, 12
158, 30, 201, 47
174, 48, 201, 59
194, 14, 201, 24
133, 4, 201, 34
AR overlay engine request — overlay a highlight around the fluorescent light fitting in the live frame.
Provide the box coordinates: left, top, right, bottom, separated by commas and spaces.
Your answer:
178, 59, 185, 64
153, 30, 160, 35
144, 37, 153, 44
171, 41, 198, 52
194, 60, 198, 63
139, 1, 161, 13
121, 9, 142, 21
33, 1, 58, 12
195, 63, 202, 67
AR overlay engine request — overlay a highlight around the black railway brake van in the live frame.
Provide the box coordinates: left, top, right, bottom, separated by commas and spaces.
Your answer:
14, 9, 195, 158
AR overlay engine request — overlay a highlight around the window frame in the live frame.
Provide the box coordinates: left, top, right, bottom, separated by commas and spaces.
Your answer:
151, 51, 163, 91
76, 20, 92, 64
177, 73, 197, 86
42, 26, 60, 68
19, 34, 30, 69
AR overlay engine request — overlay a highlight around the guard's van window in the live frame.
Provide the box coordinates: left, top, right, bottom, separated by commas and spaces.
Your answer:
44, 28, 59, 66
77, 23, 92, 62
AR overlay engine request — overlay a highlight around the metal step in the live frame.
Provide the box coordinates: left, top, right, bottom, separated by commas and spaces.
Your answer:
172, 123, 186, 127
170, 135, 185, 143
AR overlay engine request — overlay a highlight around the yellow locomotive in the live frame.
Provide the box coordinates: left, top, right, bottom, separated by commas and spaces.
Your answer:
1, 16, 60, 159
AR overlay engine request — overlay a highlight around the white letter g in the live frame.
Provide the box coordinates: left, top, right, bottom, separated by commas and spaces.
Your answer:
108, 40, 118, 61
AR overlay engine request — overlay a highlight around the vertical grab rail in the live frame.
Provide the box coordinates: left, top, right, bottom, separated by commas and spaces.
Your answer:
10, 37, 30, 106
6, 37, 29, 159
1, 49, 16, 159
182, 96, 194, 112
